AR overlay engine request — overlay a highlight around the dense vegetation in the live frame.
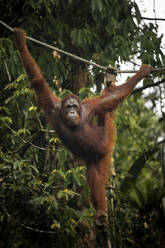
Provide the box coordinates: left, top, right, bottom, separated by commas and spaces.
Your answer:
0, 0, 165, 247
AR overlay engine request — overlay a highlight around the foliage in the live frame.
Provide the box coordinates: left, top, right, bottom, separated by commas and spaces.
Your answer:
0, 0, 165, 247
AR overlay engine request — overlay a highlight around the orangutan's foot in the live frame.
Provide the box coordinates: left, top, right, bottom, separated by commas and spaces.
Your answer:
95, 210, 108, 227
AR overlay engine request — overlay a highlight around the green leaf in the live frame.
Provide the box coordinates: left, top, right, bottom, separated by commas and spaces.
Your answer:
0, 116, 12, 124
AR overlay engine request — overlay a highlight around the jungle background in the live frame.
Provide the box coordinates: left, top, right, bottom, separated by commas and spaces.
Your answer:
0, 0, 165, 247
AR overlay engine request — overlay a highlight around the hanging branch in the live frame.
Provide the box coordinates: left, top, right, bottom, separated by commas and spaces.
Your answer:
0, 20, 165, 74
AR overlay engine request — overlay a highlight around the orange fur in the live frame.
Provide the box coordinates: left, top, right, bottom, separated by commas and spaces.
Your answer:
14, 28, 152, 224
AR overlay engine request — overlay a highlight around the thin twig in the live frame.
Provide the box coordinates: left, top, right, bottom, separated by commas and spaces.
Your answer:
3, 208, 56, 234
0, 20, 165, 74
3, 121, 56, 151
4, 61, 11, 82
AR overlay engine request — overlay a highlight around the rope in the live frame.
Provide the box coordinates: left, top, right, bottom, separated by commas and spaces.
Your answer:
0, 20, 165, 74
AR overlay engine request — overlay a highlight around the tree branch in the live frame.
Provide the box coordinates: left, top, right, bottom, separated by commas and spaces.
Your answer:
0, 20, 165, 74
132, 78, 165, 94
141, 16, 165, 21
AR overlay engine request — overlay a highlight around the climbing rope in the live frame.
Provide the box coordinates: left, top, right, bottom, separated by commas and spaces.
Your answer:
0, 20, 165, 74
